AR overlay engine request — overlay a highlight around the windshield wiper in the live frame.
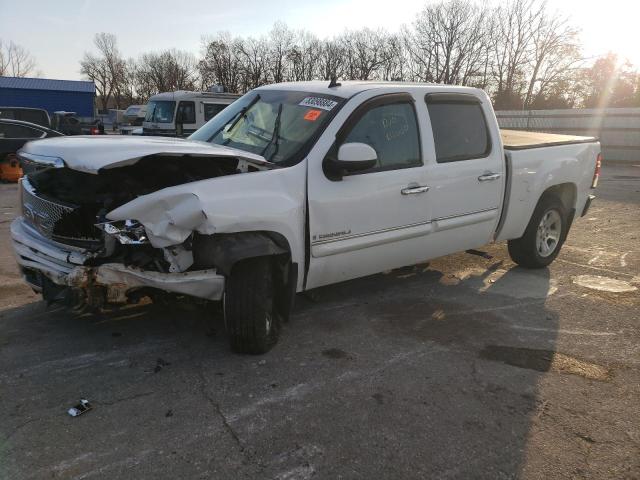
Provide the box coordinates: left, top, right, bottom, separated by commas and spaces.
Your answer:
209, 94, 260, 143
260, 103, 283, 160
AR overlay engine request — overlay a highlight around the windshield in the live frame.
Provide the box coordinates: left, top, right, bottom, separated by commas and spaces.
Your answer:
189, 90, 344, 165
145, 101, 176, 123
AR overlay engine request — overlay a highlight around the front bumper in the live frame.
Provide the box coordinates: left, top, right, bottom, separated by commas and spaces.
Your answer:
11, 217, 225, 302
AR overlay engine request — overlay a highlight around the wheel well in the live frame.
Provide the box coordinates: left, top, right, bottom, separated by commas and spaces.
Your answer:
192, 231, 291, 276
192, 231, 297, 321
541, 183, 576, 211
539, 183, 577, 239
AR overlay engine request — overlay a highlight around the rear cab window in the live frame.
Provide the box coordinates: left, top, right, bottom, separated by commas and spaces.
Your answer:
425, 93, 491, 163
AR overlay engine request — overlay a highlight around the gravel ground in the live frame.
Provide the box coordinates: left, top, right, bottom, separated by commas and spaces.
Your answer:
0, 164, 638, 480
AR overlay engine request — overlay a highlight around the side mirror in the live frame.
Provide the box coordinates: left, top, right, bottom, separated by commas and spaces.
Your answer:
324, 142, 377, 180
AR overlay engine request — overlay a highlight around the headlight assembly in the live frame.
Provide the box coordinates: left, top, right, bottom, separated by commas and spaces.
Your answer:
95, 220, 149, 245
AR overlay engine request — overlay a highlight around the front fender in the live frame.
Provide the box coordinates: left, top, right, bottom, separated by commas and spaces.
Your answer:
107, 161, 307, 288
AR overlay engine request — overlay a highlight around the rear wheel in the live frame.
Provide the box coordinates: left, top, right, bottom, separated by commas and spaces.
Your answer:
508, 195, 567, 269
224, 257, 279, 354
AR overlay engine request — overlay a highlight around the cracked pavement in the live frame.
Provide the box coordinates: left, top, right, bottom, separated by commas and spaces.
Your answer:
0, 164, 638, 479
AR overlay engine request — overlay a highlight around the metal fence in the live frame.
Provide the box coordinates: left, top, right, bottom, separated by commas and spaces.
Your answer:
495, 108, 640, 163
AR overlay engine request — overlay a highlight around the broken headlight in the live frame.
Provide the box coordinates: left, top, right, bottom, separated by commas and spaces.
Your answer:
95, 220, 149, 245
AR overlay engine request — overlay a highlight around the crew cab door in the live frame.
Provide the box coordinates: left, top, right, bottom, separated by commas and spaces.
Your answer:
420, 92, 504, 256
306, 92, 433, 289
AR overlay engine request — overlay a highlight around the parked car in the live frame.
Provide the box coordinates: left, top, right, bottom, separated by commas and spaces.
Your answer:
0, 106, 51, 128
0, 118, 62, 181
51, 111, 104, 136
11, 81, 600, 353
50, 111, 82, 135
120, 105, 147, 135
143, 90, 240, 137
123, 105, 147, 125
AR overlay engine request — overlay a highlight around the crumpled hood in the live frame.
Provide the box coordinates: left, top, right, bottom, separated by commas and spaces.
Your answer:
18, 135, 268, 174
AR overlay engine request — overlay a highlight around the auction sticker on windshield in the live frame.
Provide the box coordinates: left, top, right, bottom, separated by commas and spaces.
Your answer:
304, 109, 323, 121
299, 97, 338, 111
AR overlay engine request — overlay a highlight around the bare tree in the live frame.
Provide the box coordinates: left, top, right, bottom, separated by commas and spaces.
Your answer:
405, 0, 489, 85
81, 33, 125, 111
317, 39, 345, 81
136, 49, 198, 95
0, 40, 38, 77
340, 29, 387, 80
377, 33, 406, 81
124, 2, 589, 104
268, 22, 294, 84
113, 58, 140, 106
523, 13, 581, 107
237, 36, 269, 90
288, 30, 321, 81
491, 0, 546, 108
199, 32, 243, 93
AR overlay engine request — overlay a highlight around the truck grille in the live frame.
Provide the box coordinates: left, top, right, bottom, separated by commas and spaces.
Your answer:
21, 178, 102, 246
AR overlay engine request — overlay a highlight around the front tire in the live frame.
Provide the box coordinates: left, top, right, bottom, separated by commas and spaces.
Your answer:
224, 257, 279, 354
508, 195, 567, 269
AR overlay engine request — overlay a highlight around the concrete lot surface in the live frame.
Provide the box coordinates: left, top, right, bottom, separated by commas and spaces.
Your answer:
0, 165, 638, 479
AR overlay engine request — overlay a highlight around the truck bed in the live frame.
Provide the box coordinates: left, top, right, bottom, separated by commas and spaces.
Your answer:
500, 129, 597, 151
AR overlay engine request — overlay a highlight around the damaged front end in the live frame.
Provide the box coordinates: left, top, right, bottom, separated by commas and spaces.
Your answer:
13, 153, 260, 309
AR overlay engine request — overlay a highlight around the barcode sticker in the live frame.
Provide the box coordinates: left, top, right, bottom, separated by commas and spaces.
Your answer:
298, 97, 338, 111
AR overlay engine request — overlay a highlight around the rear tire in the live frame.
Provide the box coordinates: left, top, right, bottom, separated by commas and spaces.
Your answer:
508, 195, 567, 269
224, 257, 279, 354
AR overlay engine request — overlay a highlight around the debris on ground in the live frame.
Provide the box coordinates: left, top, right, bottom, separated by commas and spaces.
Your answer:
466, 249, 493, 259
154, 358, 171, 373
67, 399, 92, 417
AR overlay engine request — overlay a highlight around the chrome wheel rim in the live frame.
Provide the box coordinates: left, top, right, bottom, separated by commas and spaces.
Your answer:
536, 209, 562, 258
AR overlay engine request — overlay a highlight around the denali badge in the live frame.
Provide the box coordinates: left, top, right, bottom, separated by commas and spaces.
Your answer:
314, 230, 352, 241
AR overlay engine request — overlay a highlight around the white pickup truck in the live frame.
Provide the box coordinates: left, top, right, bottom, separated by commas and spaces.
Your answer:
13, 81, 600, 354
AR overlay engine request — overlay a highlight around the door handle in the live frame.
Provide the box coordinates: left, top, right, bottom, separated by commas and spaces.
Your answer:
478, 173, 501, 182
401, 185, 430, 195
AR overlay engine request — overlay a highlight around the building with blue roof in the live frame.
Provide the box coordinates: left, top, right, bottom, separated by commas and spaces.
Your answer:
0, 76, 96, 117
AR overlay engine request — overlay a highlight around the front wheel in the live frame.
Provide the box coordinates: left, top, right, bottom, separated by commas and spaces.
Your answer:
224, 257, 279, 354
508, 195, 567, 269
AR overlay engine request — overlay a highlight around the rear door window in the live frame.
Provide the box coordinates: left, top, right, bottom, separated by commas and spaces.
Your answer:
426, 94, 491, 163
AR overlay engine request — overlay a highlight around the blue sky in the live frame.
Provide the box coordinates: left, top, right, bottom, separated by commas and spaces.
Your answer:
1, 0, 638, 80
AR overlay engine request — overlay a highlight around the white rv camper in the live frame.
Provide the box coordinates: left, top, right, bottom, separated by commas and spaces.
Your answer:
142, 90, 240, 137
